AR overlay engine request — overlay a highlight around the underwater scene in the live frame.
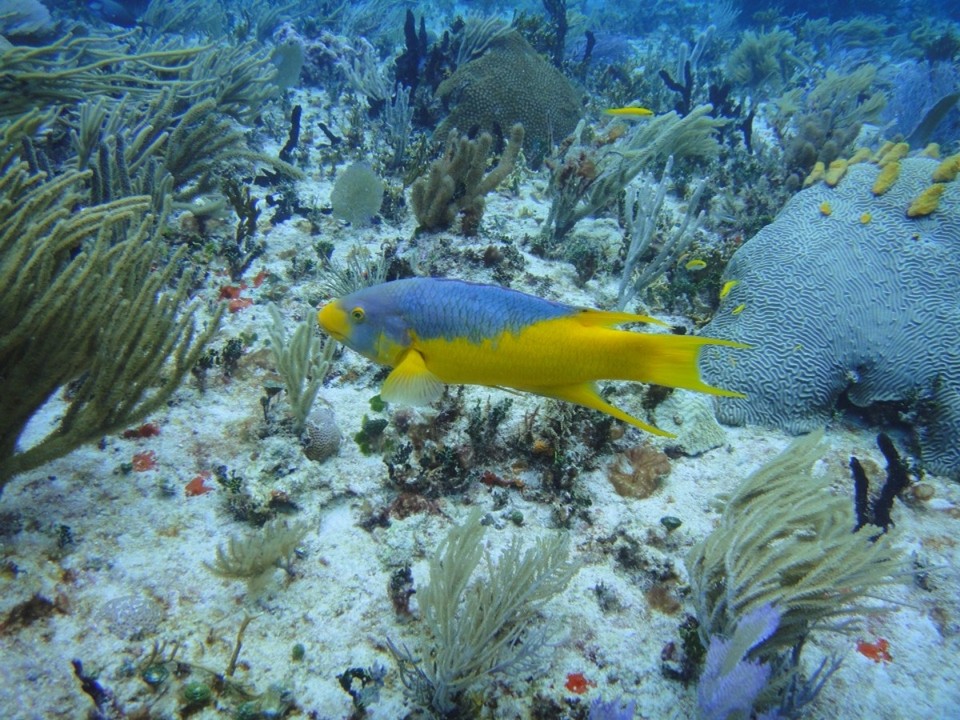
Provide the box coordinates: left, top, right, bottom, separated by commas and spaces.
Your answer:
2, 0, 960, 717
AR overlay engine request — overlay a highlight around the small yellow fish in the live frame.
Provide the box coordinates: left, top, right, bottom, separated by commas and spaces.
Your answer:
719, 280, 739, 299
819, 201, 832, 216
318, 278, 748, 437
603, 106, 654, 118
732, 303, 746, 315
685, 258, 707, 271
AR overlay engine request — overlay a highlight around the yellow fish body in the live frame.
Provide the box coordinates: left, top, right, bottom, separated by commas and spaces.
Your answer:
603, 106, 654, 117
317, 279, 747, 436
719, 279, 739, 299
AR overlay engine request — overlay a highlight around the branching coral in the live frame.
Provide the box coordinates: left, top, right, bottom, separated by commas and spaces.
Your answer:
725, 30, 803, 92
687, 430, 902, 651
389, 510, 575, 715
543, 105, 722, 244
206, 518, 309, 593
410, 123, 524, 235
267, 305, 335, 433
0, 118, 222, 488
686, 430, 901, 717
0, 31, 205, 120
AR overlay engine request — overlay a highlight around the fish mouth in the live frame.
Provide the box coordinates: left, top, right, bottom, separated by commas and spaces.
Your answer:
317, 302, 348, 342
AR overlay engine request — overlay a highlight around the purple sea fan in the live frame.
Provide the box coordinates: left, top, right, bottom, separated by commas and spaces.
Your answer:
588, 696, 636, 720
697, 603, 780, 720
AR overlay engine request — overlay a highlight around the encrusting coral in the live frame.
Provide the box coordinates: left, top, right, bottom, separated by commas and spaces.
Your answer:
410, 123, 524, 235
701, 154, 960, 477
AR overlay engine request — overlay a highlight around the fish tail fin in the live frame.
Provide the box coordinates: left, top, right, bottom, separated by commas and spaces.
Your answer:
622, 333, 750, 398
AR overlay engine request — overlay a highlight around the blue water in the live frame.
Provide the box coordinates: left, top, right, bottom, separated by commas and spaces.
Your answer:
2, 1, 958, 718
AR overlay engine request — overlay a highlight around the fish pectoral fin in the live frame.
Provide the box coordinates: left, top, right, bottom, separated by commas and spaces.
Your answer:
381, 350, 445, 406
539, 383, 675, 438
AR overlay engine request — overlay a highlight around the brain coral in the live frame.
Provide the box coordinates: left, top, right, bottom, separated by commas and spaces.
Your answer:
700, 155, 960, 477
435, 31, 582, 167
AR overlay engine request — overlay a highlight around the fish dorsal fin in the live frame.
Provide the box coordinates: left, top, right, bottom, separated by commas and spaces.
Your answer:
574, 308, 669, 328
381, 350, 445, 406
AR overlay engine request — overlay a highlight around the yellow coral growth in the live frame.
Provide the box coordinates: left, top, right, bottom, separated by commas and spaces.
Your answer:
872, 140, 895, 164
803, 160, 825, 188
824, 158, 848, 187
932, 154, 960, 182
921, 143, 941, 159
906, 183, 945, 217
872, 161, 900, 195
879, 142, 909, 167
848, 147, 872, 165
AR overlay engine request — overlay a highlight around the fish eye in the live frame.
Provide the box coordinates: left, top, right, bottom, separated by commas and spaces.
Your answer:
351, 307, 365, 322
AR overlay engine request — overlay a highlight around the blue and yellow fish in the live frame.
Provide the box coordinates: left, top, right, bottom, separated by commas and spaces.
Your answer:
317, 278, 747, 436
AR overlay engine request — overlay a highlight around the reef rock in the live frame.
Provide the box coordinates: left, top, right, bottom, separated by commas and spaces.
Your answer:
653, 391, 727, 456
701, 155, 960, 477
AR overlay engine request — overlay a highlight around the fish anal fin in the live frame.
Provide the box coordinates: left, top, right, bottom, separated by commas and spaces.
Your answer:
540, 383, 675, 438
381, 350, 445, 406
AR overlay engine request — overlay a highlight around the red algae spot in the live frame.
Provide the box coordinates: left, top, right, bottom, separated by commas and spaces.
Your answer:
252, 269, 269, 287
228, 297, 254, 313
122, 422, 160, 439
131, 451, 158, 472
185, 472, 214, 497
219, 284, 246, 299
856, 638, 892, 663
564, 672, 596, 695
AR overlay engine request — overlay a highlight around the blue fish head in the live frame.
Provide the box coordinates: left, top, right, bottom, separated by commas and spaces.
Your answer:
317, 285, 411, 366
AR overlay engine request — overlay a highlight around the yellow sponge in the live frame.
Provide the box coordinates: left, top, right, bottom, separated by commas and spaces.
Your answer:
907, 183, 945, 217
872, 161, 900, 195
824, 158, 848, 187
932, 154, 960, 182
879, 142, 909, 167
803, 161, 825, 188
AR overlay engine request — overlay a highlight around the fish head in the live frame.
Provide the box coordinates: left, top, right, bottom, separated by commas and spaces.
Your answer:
317, 285, 411, 367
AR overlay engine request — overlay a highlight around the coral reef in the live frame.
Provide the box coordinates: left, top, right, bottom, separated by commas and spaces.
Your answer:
434, 30, 582, 167
701, 155, 960, 477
